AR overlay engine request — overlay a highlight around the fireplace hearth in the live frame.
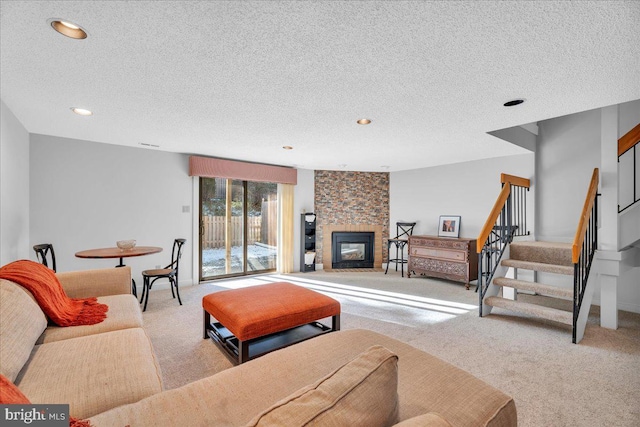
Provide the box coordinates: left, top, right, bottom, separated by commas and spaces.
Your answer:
331, 232, 375, 269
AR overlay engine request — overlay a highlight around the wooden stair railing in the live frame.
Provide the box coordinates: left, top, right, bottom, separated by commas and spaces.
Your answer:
477, 174, 531, 253
571, 168, 599, 343
572, 168, 599, 264
618, 123, 640, 157
476, 183, 511, 254
476, 174, 530, 315
618, 123, 639, 213
500, 173, 531, 189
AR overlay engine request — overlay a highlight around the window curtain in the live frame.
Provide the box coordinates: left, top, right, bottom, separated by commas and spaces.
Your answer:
277, 183, 295, 273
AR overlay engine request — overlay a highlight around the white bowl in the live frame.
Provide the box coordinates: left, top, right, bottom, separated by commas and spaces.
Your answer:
116, 240, 136, 250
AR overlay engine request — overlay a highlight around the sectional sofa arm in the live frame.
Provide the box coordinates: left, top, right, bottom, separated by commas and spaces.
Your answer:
56, 267, 132, 299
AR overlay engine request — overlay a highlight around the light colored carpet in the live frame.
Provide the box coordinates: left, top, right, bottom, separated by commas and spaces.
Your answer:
141, 271, 640, 427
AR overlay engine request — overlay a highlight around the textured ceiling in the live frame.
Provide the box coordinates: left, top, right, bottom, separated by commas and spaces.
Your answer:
1, 1, 639, 172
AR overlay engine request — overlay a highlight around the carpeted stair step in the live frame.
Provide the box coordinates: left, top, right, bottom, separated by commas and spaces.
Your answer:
485, 296, 573, 325
510, 241, 573, 266
501, 259, 573, 275
493, 277, 573, 299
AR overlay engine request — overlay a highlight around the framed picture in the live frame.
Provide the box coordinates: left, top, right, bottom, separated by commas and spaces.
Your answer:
438, 215, 461, 238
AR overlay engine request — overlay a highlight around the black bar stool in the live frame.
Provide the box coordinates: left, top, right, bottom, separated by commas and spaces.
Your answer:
385, 222, 416, 277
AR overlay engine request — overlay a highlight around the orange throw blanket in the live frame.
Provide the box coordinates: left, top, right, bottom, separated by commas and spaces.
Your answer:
1, 374, 93, 427
0, 374, 30, 404
0, 260, 108, 326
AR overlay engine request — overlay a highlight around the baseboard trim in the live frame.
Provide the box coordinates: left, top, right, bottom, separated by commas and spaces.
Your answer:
616, 301, 640, 314
588, 296, 640, 315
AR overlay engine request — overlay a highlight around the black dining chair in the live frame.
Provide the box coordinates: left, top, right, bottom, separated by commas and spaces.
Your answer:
385, 222, 417, 277
140, 239, 186, 312
33, 244, 57, 272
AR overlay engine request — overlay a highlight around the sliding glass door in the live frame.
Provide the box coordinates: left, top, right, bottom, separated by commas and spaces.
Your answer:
200, 178, 277, 280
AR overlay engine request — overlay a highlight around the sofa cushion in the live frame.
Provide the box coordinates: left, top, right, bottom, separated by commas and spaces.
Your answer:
246, 345, 399, 427
15, 328, 163, 419
0, 279, 48, 382
393, 413, 453, 427
37, 294, 143, 344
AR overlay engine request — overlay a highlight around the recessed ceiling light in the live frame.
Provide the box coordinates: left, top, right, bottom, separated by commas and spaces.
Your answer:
283, 146, 293, 150
503, 99, 525, 107
71, 107, 93, 116
357, 119, 371, 125
48, 18, 87, 39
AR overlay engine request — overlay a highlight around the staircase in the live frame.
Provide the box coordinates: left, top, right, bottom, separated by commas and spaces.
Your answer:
486, 241, 575, 327
477, 170, 599, 343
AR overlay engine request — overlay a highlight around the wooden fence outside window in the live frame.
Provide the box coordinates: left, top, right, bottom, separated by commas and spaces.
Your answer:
201, 200, 277, 249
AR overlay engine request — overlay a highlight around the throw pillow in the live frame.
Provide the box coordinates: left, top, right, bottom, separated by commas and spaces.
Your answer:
392, 412, 454, 427
246, 345, 399, 427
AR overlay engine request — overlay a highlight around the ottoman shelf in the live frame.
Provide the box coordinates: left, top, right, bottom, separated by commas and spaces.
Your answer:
205, 320, 334, 364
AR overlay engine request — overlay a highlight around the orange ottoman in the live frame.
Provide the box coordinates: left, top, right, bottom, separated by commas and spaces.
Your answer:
203, 282, 340, 364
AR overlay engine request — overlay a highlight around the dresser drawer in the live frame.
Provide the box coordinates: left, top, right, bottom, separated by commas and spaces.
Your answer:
410, 237, 470, 251
409, 257, 468, 280
411, 247, 467, 262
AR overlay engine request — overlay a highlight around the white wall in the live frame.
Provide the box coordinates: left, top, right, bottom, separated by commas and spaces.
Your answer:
0, 100, 30, 265
536, 108, 601, 242
29, 134, 194, 289
390, 154, 535, 239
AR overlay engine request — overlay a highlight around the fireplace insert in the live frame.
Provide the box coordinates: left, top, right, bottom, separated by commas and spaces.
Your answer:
331, 232, 374, 269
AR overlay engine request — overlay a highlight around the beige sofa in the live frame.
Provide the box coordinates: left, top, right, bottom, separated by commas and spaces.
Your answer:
1, 267, 516, 426
0, 267, 163, 419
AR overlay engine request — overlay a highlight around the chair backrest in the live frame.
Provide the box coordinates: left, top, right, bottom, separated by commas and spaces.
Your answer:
33, 244, 56, 272
169, 239, 187, 274
395, 222, 417, 240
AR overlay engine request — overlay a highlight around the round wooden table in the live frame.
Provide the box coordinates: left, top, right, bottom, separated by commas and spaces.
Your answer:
75, 246, 163, 297
76, 246, 162, 266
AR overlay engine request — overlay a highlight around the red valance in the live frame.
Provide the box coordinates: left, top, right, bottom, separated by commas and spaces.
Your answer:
189, 156, 297, 185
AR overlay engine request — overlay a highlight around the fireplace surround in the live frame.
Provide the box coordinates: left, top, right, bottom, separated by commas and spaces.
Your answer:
331, 232, 375, 269
322, 224, 383, 271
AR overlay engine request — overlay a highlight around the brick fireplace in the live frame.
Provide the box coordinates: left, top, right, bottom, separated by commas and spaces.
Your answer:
314, 170, 389, 270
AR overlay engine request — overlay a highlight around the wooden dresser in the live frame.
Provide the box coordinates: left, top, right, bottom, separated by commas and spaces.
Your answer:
408, 235, 478, 289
